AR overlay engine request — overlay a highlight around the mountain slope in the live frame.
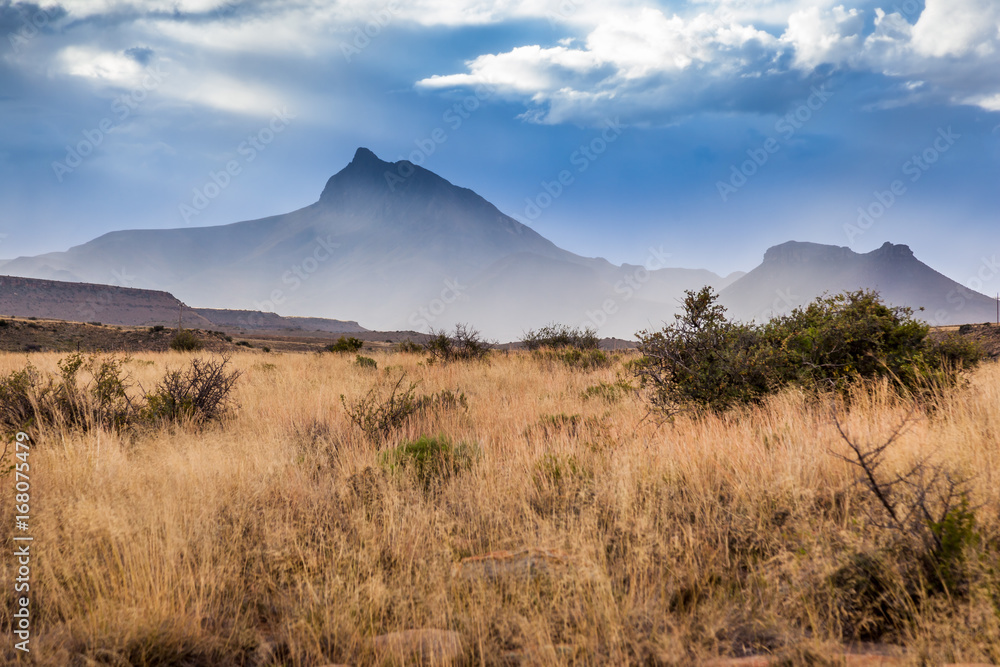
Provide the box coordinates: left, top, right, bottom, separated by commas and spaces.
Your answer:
0, 147, 727, 339
719, 241, 997, 326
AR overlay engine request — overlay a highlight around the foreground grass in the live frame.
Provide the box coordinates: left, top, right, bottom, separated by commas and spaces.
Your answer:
1, 350, 998, 665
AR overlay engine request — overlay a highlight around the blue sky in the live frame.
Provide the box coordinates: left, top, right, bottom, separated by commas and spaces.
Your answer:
1, 0, 998, 289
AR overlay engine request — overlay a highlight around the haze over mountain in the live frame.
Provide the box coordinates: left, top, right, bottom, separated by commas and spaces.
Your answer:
0, 148, 993, 340
0, 148, 741, 340
718, 241, 999, 327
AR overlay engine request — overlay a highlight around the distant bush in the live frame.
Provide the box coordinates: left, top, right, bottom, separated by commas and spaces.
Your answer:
394, 339, 424, 354
235, 341, 253, 348
425, 324, 492, 363
522, 323, 599, 351
355, 355, 377, 370
380, 435, 477, 489
170, 330, 203, 352
635, 287, 980, 416
261, 346, 271, 353
326, 336, 364, 353
88, 321, 102, 326
149, 325, 166, 333
0, 319, 8, 328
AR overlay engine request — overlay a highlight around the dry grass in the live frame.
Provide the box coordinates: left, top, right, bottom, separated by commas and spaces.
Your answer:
1, 350, 998, 666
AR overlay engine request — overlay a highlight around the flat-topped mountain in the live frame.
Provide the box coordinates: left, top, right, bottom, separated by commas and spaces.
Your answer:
719, 241, 997, 326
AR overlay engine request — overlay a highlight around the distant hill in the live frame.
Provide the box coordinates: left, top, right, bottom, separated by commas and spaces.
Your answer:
191, 308, 366, 333
718, 241, 997, 326
0, 275, 215, 328
0, 276, 366, 334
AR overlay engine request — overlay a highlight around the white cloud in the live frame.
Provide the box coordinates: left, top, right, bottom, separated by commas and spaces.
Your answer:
781, 5, 863, 69
910, 0, 1000, 58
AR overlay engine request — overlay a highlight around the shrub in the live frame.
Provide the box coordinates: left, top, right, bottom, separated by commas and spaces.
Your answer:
380, 435, 477, 489
142, 356, 241, 424
149, 325, 166, 333
0, 319, 8, 328
88, 321, 102, 326
0, 364, 44, 435
635, 287, 773, 415
355, 355, 377, 370
581, 379, 633, 403
235, 341, 253, 348
326, 336, 364, 353
170, 330, 203, 352
425, 324, 492, 363
341, 375, 421, 442
0, 354, 139, 436
557, 348, 610, 369
635, 287, 981, 416
760, 290, 972, 394
394, 339, 424, 354
522, 323, 599, 351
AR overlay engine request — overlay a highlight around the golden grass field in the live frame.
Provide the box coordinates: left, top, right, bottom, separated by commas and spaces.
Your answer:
1, 349, 998, 666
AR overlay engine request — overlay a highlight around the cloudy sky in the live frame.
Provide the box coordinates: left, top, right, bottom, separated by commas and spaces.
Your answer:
2, 0, 998, 288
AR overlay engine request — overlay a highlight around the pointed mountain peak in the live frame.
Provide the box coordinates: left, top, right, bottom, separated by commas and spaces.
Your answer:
351, 146, 383, 165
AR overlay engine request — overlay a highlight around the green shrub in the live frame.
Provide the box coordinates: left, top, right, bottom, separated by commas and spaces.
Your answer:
522, 323, 599, 351
394, 339, 424, 354
635, 287, 773, 414
326, 336, 364, 353
380, 435, 477, 489
581, 379, 633, 403
170, 330, 203, 352
635, 287, 981, 416
355, 355, 377, 370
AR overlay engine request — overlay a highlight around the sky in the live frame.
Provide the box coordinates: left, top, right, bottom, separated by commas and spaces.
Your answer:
1, 0, 999, 291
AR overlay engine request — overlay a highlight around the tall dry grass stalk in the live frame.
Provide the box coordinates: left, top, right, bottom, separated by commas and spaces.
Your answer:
1, 350, 998, 665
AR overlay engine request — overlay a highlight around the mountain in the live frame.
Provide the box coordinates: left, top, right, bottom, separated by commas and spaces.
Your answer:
0, 147, 737, 340
0, 275, 215, 328
719, 241, 997, 326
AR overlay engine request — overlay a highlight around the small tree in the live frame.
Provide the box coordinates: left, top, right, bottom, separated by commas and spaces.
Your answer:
635, 287, 772, 415
170, 330, 202, 352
